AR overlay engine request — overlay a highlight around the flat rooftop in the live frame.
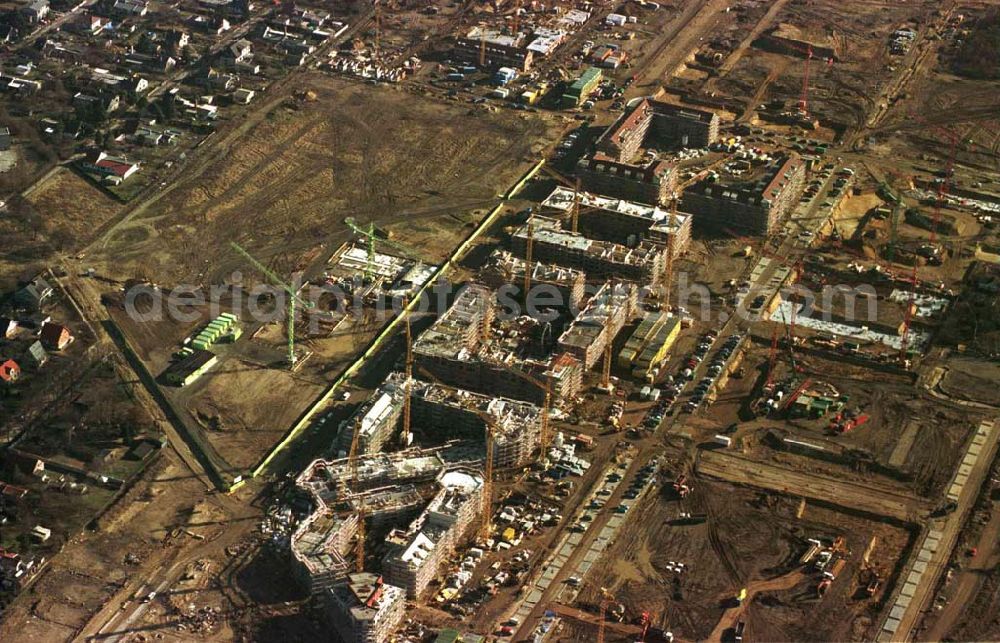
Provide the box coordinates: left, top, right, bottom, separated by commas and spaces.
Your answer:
542, 186, 689, 233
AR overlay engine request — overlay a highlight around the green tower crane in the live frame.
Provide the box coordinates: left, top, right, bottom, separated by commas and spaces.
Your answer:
230, 242, 315, 367
343, 217, 425, 280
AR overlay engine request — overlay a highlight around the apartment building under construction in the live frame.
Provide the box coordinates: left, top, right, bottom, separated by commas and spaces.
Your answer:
541, 186, 692, 253
575, 154, 678, 206
511, 216, 668, 288
479, 249, 586, 311
292, 449, 480, 601
558, 282, 638, 369
596, 98, 720, 162
327, 573, 407, 643
680, 153, 807, 235
409, 378, 544, 469
413, 281, 584, 406
382, 468, 484, 598
335, 373, 544, 470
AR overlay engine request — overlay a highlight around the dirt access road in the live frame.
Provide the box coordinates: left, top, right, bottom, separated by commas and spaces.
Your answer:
706, 569, 808, 642
696, 450, 932, 523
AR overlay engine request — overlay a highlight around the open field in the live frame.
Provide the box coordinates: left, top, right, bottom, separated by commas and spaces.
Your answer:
91, 74, 557, 286
23, 168, 125, 250
0, 167, 122, 288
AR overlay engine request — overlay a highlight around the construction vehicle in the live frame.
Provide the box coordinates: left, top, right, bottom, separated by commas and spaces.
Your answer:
781, 377, 813, 412
672, 473, 691, 499
859, 566, 882, 598
230, 242, 315, 367
828, 409, 870, 433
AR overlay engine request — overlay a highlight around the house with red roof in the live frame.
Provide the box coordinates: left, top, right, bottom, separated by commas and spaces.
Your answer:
81, 151, 140, 183
0, 359, 20, 383
40, 322, 73, 351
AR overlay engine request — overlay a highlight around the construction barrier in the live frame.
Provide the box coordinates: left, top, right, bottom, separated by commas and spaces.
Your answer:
246, 159, 547, 486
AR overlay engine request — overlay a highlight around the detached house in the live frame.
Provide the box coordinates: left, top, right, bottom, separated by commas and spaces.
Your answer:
70, 15, 106, 35
14, 275, 53, 311
81, 151, 140, 183
0, 359, 20, 384
39, 322, 72, 351
21, 0, 49, 24
225, 39, 253, 65
112, 0, 148, 17
23, 341, 47, 369
0, 318, 17, 339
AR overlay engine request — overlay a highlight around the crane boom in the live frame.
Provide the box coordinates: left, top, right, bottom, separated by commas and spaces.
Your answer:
344, 217, 426, 281
230, 241, 313, 366
403, 302, 413, 447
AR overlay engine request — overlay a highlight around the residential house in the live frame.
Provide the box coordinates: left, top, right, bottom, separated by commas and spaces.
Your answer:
73, 91, 120, 114
21, 0, 49, 24
123, 52, 176, 73
0, 126, 11, 151
39, 322, 72, 351
191, 15, 230, 34
285, 51, 308, 67
14, 275, 53, 310
112, 0, 148, 17
0, 25, 19, 44
0, 549, 39, 593
198, 0, 254, 18
128, 75, 149, 97
0, 483, 28, 504
202, 67, 236, 91
40, 39, 84, 62
0, 318, 17, 339
225, 39, 253, 65
70, 15, 106, 35
0, 74, 42, 96
23, 341, 48, 369
294, 8, 329, 29
233, 87, 254, 104
81, 151, 140, 182
0, 359, 20, 384
165, 29, 189, 55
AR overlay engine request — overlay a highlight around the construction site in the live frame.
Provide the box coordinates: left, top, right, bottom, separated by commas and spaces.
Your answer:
0, 0, 998, 642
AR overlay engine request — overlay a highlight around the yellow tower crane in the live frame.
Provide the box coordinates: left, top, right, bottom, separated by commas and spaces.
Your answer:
480, 415, 495, 542
402, 299, 414, 448
348, 417, 366, 573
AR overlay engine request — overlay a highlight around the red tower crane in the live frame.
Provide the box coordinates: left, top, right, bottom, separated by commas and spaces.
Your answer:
898, 120, 960, 364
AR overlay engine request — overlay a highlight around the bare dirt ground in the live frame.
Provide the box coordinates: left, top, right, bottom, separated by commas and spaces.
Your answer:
90, 74, 557, 287
709, 0, 942, 135
0, 449, 260, 643
185, 359, 325, 471
23, 168, 125, 250
0, 166, 124, 288
570, 479, 911, 642
937, 358, 1000, 406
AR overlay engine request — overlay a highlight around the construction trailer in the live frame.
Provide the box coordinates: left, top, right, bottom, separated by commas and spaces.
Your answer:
560, 66, 602, 108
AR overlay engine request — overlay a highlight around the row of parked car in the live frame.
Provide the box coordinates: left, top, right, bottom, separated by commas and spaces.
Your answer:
685, 332, 741, 413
